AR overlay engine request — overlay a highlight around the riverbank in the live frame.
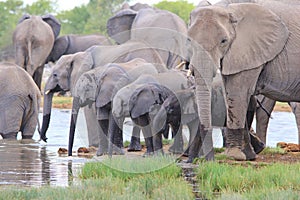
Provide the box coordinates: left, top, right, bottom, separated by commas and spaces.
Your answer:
43, 96, 292, 112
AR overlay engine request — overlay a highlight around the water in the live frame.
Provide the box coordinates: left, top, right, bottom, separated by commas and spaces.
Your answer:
0, 109, 298, 187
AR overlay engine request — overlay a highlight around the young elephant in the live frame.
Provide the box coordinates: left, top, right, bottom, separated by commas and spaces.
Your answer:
69, 58, 159, 156
112, 71, 192, 155
0, 63, 41, 139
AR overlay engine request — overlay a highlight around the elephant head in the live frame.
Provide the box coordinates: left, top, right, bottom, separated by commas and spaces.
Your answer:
13, 14, 61, 88
107, 3, 152, 44
188, 4, 289, 131
40, 52, 94, 142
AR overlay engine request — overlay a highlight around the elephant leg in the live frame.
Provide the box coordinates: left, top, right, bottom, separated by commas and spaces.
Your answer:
128, 126, 142, 151
200, 127, 214, 161
247, 96, 265, 154
169, 125, 184, 154
152, 131, 164, 154
223, 67, 262, 161
224, 128, 246, 161
242, 128, 257, 160
255, 96, 275, 144
289, 102, 300, 144
2, 132, 18, 139
108, 112, 124, 155
97, 119, 109, 156
249, 129, 265, 154
142, 126, 154, 156
84, 106, 100, 147
221, 128, 227, 147
32, 65, 44, 90
187, 125, 202, 163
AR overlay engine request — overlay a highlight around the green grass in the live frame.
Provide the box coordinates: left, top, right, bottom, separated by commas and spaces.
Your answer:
0, 156, 194, 200
197, 162, 300, 199
260, 146, 286, 155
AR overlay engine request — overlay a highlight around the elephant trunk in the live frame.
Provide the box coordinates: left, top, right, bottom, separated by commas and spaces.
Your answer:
68, 97, 80, 156
40, 92, 54, 142
193, 67, 213, 130
152, 108, 167, 135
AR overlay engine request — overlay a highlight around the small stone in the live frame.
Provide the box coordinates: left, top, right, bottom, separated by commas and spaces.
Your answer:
78, 147, 89, 153
277, 142, 287, 148
58, 147, 68, 154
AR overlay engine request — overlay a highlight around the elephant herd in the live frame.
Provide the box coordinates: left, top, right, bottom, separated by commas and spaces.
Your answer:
3, 0, 300, 162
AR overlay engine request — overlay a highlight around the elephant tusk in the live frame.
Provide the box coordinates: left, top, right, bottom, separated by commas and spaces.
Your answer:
187, 69, 192, 77
175, 61, 186, 70
45, 90, 51, 95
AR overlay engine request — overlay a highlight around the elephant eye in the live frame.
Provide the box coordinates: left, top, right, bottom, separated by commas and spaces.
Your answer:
220, 38, 228, 45
53, 72, 58, 78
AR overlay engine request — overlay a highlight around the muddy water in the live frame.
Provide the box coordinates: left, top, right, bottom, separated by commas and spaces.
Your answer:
0, 109, 298, 187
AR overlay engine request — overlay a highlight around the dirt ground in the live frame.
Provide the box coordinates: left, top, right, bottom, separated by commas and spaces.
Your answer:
62, 144, 300, 165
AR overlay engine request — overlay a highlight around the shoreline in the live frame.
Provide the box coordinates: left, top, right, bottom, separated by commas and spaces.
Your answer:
42, 96, 293, 112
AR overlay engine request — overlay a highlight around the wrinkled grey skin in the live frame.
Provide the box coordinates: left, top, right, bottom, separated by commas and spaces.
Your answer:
255, 96, 300, 144
13, 14, 61, 89
46, 34, 111, 63
0, 63, 41, 139
126, 71, 191, 155
107, 3, 188, 69
152, 78, 226, 161
40, 40, 165, 154
188, 1, 300, 160
70, 58, 158, 156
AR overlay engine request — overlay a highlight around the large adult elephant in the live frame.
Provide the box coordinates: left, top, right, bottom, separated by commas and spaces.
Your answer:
46, 34, 111, 63
107, 3, 188, 69
40, 40, 165, 148
0, 63, 40, 139
13, 14, 61, 89
188, 1, 300, 160
68, 58, 158, 156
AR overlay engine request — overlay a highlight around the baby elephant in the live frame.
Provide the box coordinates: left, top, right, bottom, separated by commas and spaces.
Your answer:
0, 63, 41, 139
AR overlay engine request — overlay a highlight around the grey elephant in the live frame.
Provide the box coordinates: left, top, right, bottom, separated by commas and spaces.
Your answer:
46, 34, 111, 63
107, 3, 188, 69
0, 62, 41, 139
188, 0, 300, 160
13, 14, 61, 89
40, 40, 165, 148
68, 58, 159, 156
126, 71, 191, 155
112, 71, 193, 154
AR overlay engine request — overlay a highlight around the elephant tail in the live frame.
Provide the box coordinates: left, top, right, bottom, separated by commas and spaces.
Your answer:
26, 39, 34, 76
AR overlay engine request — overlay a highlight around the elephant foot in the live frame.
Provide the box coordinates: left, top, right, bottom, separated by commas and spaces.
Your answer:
204, 149, 215, 161
127, 139, 142, 152
168, 144, 184, 154
224, 147, 246, 161
242, 144, 257, 161
249, 131, 265, 154
154, 149, 164, 156
142, 151, 154, 157
112, 146, 125, 155
96, 146, 108, 156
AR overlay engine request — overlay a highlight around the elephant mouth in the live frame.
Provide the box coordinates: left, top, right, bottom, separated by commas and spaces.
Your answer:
45, 84, 63, 94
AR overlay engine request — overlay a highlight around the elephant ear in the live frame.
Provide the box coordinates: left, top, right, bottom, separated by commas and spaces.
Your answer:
42, 14, 61, 39
18, 14, 31, 24
221, 3, 289, 75
47, 36, 69, 62
129, 84, 164, 119
96, 66, 129, 108
106, 9, 137, 44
